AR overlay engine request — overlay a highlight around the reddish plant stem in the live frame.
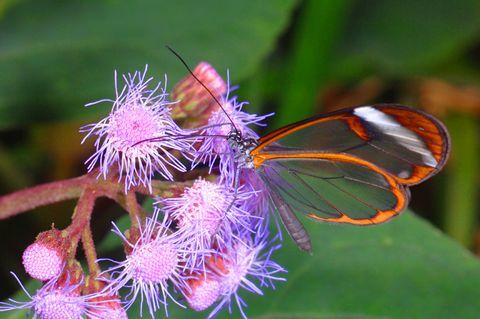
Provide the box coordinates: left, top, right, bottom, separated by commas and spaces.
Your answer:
0, 171, 191, 221
82, 226, 100, 277
135, 180, 194, 197
125, 190, 142, 228
66, 188, 97, 258
0, 174, 92, 220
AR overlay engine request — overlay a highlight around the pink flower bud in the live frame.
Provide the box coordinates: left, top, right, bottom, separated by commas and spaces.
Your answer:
22, 228, 68, 281
171, 62, 227, 128
84, 277, 127, 319
185, 273, 221, 312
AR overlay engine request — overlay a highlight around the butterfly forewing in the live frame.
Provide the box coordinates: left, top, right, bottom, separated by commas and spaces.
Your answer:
254, 104, 450, 186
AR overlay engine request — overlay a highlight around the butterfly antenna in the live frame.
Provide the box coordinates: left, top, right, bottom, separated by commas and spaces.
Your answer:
166, 45, 239, 132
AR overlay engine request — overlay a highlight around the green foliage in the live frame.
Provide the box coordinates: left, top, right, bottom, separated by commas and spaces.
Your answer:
337, 0, 480, 74
275, 0, 352, 127
0, 0, 297, 128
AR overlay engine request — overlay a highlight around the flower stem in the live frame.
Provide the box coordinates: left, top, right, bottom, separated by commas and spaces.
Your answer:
125, 190, 143, 228
82, 225, 100, 276
67, 188, 98, 258
0, 174, 90, 220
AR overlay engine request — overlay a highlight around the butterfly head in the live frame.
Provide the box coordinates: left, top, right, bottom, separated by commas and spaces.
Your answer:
227, 129, 258, 169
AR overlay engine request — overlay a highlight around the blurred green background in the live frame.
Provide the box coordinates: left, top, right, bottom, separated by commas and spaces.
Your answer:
0, 0, 479, 318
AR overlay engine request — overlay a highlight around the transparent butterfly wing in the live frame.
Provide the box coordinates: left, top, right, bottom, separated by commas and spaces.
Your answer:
257, 155, 409, 224
255, 104, 450, 186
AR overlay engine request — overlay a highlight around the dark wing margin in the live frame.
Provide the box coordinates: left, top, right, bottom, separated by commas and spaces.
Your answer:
254, 104, 450, 186
255, 153, 410, 225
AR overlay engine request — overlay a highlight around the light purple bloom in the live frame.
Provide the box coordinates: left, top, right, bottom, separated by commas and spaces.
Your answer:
0, 272, 111, 319
236, 168, 271, 224
81, 66, 195, 192
159, 178, 262, 268
186, 227, 286, 319
99, 211, 195, 317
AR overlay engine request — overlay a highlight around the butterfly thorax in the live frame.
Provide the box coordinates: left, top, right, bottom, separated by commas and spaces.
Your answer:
227, 130, 258, 169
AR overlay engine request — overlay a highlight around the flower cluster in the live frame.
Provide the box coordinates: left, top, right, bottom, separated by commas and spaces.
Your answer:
0, 261, 127, 319
0, 62, 285, 319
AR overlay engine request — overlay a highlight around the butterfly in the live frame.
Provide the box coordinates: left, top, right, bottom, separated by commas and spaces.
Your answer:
226, 104, 450, 253
166, 47, 450, 253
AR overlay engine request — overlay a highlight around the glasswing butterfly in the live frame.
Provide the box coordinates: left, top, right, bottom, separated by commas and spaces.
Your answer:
232, 104, 450, 253
168, 48, 451, 253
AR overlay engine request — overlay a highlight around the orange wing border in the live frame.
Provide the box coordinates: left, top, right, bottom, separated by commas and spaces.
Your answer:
254, 104, 450, 186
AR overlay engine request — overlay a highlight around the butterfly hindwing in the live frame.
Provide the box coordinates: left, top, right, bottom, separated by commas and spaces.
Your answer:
255, 153, 409, 224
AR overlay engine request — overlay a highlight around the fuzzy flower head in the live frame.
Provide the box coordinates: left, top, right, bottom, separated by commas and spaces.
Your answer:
193, 79, 273, 180
160, 178, 261, 267
81, 66, 194, 192
0, 264, 111, 319
186, 229, 286, 318
99, 211, 193, 317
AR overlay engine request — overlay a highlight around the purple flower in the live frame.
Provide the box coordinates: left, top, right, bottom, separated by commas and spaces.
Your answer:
236, 168, 271, 225
159, 178, 262, 268
0, 271, 112, 319
193, 80, 273, 181
99, 211, 194, 317
185, 227, 286, 318
81, 66, 195, 192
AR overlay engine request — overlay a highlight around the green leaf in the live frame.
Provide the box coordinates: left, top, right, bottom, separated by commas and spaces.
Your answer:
252, 212, 480, 319
96, 214, 130, 254
0, 0, 297, 128
336, 0, 480, 75
155, 212, 480, 319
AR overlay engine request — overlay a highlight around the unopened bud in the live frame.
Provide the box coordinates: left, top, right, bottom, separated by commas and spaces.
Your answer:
84, 277, 128, 319
171, 62, 227, 128
22, 228, 69, 281
185, 273, 221, 311
55, 260, 84, 293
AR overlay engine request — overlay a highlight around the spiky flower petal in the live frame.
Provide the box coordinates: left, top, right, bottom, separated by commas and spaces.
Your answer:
99, 211, 194, 317
81, 66, 195, 192
159, 178, 260, 268
201, 229, 286, 319
0, 267, 112, 319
